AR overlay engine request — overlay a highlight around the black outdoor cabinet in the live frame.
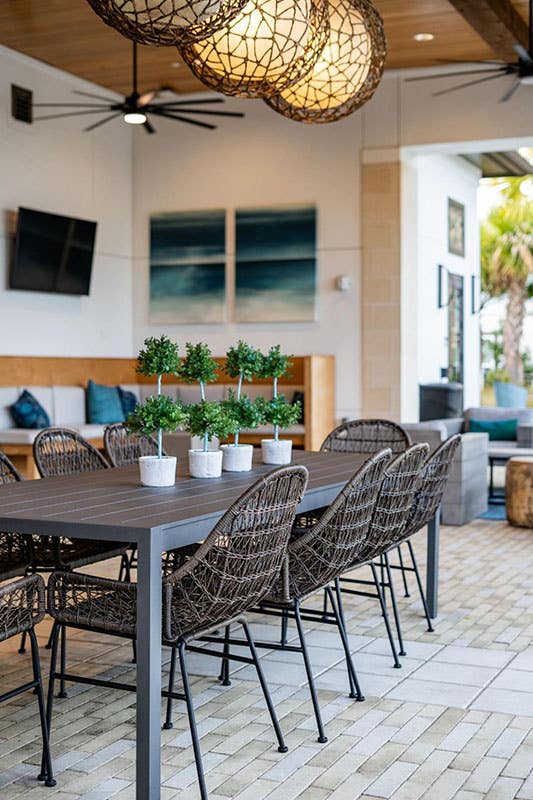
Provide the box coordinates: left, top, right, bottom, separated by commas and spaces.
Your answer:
419, 383, 463, 421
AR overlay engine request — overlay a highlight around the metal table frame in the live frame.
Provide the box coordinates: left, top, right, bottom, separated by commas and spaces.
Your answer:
0, 454, 440, 799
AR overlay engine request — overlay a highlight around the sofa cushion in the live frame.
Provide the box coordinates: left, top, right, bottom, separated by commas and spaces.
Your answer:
139, 384, 179, 403
10, 390, 51, 429
87, 380, 125, 425
0, 388, 19, 429
77, 424, 106, 441
0, 428, 42, 445
464, 407, 533, 430
53, 386, 86, 427
469, 417, 517, 441
178, 385, 225, 405
117, 386, 138, 417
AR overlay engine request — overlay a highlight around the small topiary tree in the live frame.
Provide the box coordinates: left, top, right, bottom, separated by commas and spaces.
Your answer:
179, 342, 218, 401
257, 395, 301, 442
223, 390, 263, 447
258, 344, 292, 400
129, 335, 182, 458
185, 400, 238, 453
225, 341, 262, 399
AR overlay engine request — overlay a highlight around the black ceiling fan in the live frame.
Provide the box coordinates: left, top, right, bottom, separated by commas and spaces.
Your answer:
33, 42, 244, 133
406, 0, 533, 103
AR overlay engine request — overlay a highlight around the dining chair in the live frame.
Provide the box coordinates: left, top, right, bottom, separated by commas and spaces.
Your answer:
321, 419, 411, 455
104, 422, 163, 467
0, 572, 55, 788
45, 465, 309, 800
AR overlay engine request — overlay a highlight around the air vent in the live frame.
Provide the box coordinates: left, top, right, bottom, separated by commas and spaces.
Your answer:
11, 85, 33, 124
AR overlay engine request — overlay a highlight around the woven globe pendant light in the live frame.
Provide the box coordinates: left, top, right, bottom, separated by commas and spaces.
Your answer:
265, 0, 386, 123
86, 0, 248, 46
179, 0, 330, 98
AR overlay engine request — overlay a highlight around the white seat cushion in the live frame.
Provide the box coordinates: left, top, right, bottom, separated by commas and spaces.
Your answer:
77, 424, 106, 441
178, 385, 226, 405
53, 386, 86, 426
0, 388, 19, 429
0, 428, 41, 445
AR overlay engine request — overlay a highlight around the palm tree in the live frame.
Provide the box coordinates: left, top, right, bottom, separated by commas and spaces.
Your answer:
481, 178, 533, 385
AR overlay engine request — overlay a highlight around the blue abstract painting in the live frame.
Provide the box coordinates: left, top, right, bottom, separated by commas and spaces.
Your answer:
150, 210, 226, 323
235, 205, 316, 322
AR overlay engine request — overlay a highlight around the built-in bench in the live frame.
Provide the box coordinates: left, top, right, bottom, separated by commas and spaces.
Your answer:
0, 355, 335, 478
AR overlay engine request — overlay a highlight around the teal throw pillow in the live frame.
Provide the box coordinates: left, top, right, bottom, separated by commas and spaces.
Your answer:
117, 387, 138, 417
10, 390, 51, 429
469, 417, 517, 441
87, 380, 125, 425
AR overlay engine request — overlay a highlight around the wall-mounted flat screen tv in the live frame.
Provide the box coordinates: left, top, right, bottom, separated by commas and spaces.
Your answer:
10, 207, 97, 295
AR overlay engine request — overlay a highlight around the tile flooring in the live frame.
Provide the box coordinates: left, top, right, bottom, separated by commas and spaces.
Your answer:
1, 515, 533, 798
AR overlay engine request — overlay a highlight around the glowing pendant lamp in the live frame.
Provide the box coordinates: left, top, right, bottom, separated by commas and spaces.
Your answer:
86, 0, 248, 46
179, 0, 330, 98
265, 0, 386, 123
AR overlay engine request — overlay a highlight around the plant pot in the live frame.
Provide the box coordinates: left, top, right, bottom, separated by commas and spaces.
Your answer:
188, 449, 223, 478
139, 455, 177, 487
261, 439, 292, 466
221, 444, 254, 472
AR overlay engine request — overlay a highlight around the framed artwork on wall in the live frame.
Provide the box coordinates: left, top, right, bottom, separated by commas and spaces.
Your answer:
448, 198, 465, 257
149, 210, 226, 324
234, 204, 317, 323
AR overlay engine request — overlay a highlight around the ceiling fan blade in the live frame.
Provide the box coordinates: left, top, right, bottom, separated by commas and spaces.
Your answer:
143, 119, 156, 134
139, 90, 158, 106
84, 112, 122, 132
34, 102, 111, 108
514, 43, 533, 63
159, 108, 244, 118
433, 71, 509, 97
406, 67, 505, 82
73, 89, 119, 102
500, 80, 521, 102
149, 98, 226, 108
434, 58, 507, 65
34, 109, 113, 121
150, 109, 216, 129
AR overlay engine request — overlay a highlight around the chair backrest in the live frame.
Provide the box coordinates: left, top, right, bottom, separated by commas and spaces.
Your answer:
163, 465, 309, 640
104, 423, 162, 467
0, 451, 22, 485
33, 428, 110, 478
321, 419, 411, 455
404, 434, 462, 536
0, 574, 45, 642
362, 443, 430, 560
285, 449, 392, 600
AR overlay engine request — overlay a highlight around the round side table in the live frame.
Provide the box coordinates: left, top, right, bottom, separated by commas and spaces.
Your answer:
506, 457, 533, 528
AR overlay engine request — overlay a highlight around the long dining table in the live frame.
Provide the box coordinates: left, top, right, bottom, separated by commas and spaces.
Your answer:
0, 450, 441, 800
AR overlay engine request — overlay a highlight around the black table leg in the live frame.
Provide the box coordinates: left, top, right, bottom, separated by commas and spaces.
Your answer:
426, 508, 440, 620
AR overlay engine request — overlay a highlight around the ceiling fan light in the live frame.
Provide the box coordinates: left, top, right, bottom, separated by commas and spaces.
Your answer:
520, 75, 533, 85
124, 111, 148, 124
265, 0, 386, 123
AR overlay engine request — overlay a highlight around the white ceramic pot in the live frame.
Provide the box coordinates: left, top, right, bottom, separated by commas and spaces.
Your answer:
261, 439, 292, 466
188, 449, 223, 478
221, 444, 254, 472
139, 455, 177, 487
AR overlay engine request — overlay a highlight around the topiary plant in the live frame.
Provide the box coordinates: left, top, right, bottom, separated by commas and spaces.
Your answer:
223, 390, 263, 447
185, 400, 238, 453
179, 342, 218, 401
136, 335, 181, 395
258, 344, 292, 399
126, 395, 187, 458
225, 341, 262, 399
257, 394, 301, 442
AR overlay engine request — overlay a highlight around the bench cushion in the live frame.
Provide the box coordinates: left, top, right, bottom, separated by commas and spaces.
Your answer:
53, 386, 86, 427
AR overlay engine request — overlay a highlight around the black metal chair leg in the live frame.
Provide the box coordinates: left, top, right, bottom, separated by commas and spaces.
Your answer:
163, 646, 177, 730
58, 625, 68, 698
326, 586, 364, 701
29, 629, 56, 788
280, 610, 288, 646
384, 552, 406, 657
18, 630, 27, 654
380, 555, 386, 608
39, 622, 60, 782
241, 619, 288, 753
217, 625, 231, 686
370, 562, 401, 669
294, 602, 327, 743
45, 627, 54, 650
131, 639, 137, 665
178, 642, 208, 800
334, 577, 356, 697
397, 545, 410, 597
407, 539, 434, 632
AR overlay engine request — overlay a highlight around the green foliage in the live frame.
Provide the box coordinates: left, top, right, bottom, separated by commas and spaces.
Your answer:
136, 336, 180, 379
485, 368, 510, 386
258, 345, 293, 381
223, 391, 263, 432
179, 343, 218, 387
126, 395, 187, 437
185, 401, 238, 447
257, 395, 301, 429
225, 341, 262, 383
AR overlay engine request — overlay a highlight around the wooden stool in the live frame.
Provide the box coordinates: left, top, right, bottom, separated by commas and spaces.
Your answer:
506, 457, 533, 528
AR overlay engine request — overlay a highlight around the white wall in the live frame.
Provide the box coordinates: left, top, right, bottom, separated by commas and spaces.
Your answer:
0, 46, 134, 358
132, 98, 364, 421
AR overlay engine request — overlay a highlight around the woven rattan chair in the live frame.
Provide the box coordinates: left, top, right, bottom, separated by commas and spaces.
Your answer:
321, 419, 411, 455
338, 443, 430, 667
0, 454, 32, 578
104, 423, 163, 467
45, 465, 308, 800
0, 573, 55, 787
223, 449, 393, 742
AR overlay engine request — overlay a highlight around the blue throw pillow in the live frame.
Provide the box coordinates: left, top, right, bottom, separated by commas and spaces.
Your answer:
10, 390, 51, 429
87, 380, 125, 425
469, 417, 517, 441
117, 387, 138, 417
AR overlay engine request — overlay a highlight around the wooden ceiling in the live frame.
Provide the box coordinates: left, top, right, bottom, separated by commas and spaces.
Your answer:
0, 0, 530, 97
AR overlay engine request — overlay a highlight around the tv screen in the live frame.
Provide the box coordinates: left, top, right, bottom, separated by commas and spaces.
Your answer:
10, 207, 97, 295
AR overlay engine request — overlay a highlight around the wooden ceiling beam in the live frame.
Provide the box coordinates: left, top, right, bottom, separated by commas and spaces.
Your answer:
447, 0, 530, 60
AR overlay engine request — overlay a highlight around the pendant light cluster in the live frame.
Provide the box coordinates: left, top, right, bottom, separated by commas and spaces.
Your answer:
87, 0, 387, 123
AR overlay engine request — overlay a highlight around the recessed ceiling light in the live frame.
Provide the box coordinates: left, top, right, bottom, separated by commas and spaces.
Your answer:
414, 33, 435, 42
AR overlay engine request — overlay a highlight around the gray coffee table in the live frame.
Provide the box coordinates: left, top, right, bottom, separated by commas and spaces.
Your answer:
0, 451, 441, 799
